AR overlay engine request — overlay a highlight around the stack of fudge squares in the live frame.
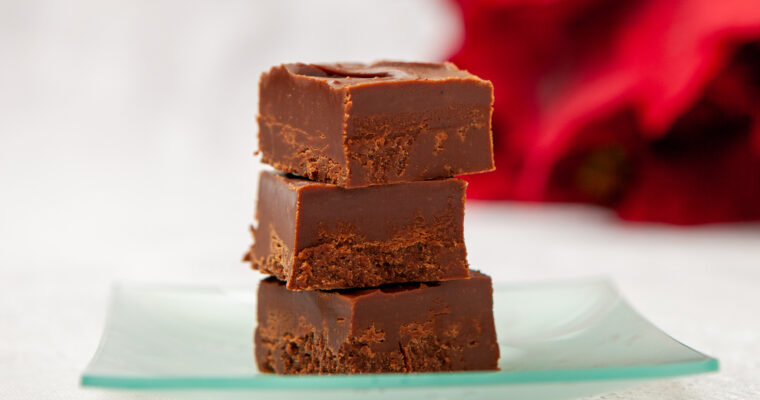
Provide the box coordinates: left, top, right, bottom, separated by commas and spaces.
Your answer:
245, 61, 501, 374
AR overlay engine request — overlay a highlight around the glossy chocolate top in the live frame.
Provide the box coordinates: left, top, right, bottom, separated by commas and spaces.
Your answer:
284, 61, 481, 89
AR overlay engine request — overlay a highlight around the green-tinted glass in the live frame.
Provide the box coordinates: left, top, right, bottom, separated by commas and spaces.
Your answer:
81, 279, 717, 397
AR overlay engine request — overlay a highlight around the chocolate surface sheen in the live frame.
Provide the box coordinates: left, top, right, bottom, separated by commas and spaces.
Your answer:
255, 270, 500, 374
257, 61, 495, 188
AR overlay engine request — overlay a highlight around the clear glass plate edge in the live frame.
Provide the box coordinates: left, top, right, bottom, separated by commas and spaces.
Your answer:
81, 358, 718, 390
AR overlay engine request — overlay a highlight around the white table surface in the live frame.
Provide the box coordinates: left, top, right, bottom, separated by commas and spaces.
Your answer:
1, 1, 759, 398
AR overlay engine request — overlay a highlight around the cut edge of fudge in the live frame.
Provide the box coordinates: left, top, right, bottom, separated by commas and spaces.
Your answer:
257, 61, 494, 188
245, 171, 469, 290
255, 269, 500, 374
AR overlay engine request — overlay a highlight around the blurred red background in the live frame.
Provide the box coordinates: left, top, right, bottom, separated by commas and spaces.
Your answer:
449, 0, 760, 224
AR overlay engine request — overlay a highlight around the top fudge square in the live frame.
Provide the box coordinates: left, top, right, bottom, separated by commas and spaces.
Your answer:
258, 61, 494, 188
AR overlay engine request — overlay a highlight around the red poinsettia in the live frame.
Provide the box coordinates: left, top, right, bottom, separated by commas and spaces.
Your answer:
450, 0, 760, 224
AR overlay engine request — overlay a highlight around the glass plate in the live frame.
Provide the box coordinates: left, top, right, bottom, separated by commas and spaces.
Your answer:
81, 279, 717, 398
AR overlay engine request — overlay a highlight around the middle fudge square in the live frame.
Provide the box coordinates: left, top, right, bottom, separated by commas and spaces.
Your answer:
245, 171, 469, 290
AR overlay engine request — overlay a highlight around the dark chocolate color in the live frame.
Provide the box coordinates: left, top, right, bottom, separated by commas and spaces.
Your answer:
257, 61, 495, 188
245, 171, 469, 290
255, 270, 500, 374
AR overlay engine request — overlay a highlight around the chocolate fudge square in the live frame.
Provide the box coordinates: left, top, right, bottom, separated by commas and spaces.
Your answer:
257, 61, 494, 188
245, 171, 469, 290
255, 270, 500, 374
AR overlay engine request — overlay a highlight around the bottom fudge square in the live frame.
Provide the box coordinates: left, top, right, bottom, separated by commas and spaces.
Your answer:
255, 270, 500, 374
